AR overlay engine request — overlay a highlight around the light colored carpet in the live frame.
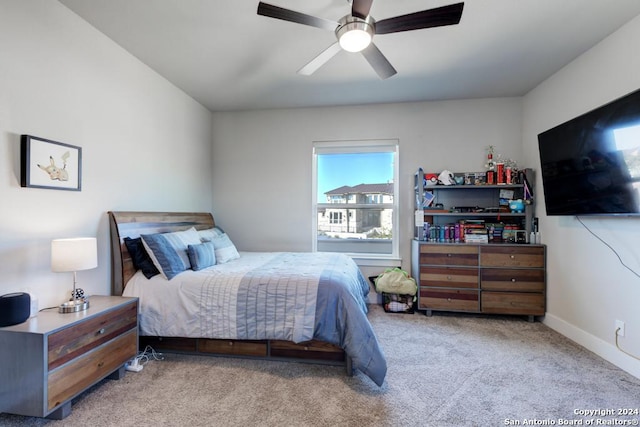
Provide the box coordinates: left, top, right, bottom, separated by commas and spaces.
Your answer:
2, 305, 639, 427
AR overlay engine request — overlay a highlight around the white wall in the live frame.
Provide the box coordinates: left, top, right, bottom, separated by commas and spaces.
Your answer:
0, 1, 213, 309
523, 15, 640, 377
211, 98, 523, 273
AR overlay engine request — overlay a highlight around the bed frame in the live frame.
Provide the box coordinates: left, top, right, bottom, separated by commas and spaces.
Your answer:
108, 211, 351, 373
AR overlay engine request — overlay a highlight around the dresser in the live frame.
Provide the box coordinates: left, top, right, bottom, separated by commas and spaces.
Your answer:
0, 296, 138, 419
411, 241, 546, 321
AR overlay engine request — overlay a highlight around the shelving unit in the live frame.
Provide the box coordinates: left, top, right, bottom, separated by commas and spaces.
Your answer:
411, 168, 546, 321
414, 167, 535, 243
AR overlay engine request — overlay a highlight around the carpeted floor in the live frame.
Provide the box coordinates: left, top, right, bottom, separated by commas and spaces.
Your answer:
2, 305, 639, 426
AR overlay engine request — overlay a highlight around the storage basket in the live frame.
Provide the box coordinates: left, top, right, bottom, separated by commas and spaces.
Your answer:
382, 292, 416, 314
368, 275, 416, 314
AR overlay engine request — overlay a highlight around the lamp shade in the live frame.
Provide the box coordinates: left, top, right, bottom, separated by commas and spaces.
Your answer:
51, 237, 98, 272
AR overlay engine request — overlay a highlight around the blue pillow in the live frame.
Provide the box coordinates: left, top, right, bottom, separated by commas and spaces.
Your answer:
211, 233, 240, 264
187, 242, 217, 271
141, 227, 202, 279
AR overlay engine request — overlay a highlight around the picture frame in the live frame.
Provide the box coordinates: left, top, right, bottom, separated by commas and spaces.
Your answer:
20, 135, 82, 191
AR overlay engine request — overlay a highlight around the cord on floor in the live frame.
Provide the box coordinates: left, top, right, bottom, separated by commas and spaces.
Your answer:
615, 327, 640, 361
135, 345, 165, 366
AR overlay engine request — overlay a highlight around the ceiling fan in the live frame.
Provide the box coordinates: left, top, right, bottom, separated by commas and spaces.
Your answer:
257, 0, 464, 79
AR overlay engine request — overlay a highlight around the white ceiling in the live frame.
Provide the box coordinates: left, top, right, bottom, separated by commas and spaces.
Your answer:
58, 0, 640, 112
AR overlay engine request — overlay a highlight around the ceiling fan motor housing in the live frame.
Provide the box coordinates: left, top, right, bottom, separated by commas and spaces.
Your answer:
336, 15, 376, 52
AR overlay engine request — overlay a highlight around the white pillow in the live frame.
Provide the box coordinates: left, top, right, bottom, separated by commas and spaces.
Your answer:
198, 226, 225, 242
210, 233, 240, 264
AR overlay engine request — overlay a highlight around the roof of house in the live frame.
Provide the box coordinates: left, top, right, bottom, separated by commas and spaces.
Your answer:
325, 183, 393, 195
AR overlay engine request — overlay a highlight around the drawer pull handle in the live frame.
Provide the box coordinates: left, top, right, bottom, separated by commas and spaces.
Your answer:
510, 255, 516, 259
447, 276, 452, 280
98, 328, 106, 335
447, 253, 452, 257
304, 346, 309, 351
229, 342, 233, 346
511, 278, 516, 282
447, 298, 452, 302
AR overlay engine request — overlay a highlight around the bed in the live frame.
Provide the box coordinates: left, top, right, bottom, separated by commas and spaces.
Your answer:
108, 211, 387, 386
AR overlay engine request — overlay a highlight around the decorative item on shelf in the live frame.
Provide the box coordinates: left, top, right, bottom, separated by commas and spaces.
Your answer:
51, 237, 97, 313
437, 170, 456, 185
496, 162, 505, 184
508, 199, 525, 213
505, 158, 519, 184
424, 173, 438, 186
485, 145, 496, 184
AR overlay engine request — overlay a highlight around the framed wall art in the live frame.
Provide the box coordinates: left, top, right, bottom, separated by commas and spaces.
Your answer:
20, 135, 82, 191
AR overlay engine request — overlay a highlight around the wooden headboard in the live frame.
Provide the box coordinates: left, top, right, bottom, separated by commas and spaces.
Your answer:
108, 211, 215, 296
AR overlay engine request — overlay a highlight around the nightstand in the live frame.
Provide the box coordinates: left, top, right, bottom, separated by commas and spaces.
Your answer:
0, 295, 138, 419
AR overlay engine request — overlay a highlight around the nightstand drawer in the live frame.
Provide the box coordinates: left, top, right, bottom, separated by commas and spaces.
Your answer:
47, 329, 137, 411
48, 300, 137, 370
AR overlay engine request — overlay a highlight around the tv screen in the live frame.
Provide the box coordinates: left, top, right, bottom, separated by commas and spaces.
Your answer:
538, 88, 640, 216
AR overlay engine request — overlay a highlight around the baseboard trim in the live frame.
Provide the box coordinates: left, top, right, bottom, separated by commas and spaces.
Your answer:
543, 313, 640, 379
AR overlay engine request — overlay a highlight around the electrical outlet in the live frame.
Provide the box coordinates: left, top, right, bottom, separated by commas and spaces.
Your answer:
615, 320, 625, 337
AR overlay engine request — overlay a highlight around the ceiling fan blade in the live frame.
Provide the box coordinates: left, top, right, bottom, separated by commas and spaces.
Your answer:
352, 0, 374, 19
298, 42, 342, 76
257, 2, 338, 31
375, 2, 464, 35
361, 43, 397, 79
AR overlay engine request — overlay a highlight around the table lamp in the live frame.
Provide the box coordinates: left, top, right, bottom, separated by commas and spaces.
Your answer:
51, 237, 97, 313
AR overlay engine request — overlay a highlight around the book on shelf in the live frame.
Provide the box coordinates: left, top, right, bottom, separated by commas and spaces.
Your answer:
464, 234, 489, 243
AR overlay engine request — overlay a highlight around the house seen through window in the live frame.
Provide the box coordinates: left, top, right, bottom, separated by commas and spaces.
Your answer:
312, 140, 399, 258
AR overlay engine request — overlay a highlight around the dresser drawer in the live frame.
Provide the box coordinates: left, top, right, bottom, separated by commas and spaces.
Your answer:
420, 266, 478, 289
419, 245, 479, 266
480, 246, 545, 268
47, 329, 137, 411
480, 269, 545, 292
48, 300, 138, 370
420, 288, 479, 312
482, 292, 545, 315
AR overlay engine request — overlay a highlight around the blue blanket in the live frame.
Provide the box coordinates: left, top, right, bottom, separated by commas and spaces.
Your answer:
231, 252, 387, 386
313, 254, 388, 386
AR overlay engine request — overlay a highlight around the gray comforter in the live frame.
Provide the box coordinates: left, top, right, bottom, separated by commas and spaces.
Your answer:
125, 251, 387, 386
233, 252, 387, 386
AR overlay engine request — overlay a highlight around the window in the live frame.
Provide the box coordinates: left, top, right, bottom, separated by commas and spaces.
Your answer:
312, 139, 399, 259
329, 212, 343, 224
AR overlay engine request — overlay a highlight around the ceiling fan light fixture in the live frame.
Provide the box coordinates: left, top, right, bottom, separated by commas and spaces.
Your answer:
336, 16, 375, 52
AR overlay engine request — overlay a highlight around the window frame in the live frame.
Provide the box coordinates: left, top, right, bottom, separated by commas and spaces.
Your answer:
312, 139, 400, 261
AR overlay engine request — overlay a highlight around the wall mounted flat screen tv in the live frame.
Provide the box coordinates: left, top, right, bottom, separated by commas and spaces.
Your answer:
538, 88, 640, 216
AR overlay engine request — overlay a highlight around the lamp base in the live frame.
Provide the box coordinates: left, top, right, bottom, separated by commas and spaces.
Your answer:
59, 298, 90, 313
